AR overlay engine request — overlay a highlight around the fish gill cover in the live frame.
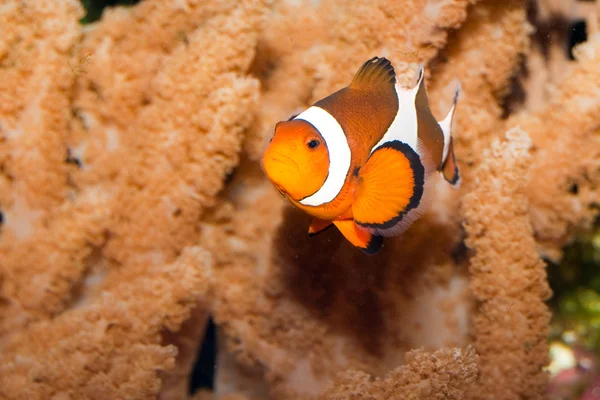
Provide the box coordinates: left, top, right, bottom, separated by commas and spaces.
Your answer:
0, 0, 598, 399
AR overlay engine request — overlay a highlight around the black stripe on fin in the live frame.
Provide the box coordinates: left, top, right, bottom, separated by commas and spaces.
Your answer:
356, 140, 425, 230
447, 164, 460, 186
361, 234, 383, 255
350, 57, 396, 90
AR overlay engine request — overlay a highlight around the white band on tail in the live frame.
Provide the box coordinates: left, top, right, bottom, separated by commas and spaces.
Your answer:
438, 82, 460, 164
295, 106, 351, 207
438, 105, 454, 163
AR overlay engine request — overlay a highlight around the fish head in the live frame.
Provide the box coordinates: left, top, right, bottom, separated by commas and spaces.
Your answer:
261, 119, 329, 201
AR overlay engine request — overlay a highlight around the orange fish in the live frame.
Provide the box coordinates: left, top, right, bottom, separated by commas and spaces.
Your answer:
261, 57, 461, 254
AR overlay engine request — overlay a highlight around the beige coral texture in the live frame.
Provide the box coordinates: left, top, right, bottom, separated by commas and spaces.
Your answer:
0, 0, 598, 399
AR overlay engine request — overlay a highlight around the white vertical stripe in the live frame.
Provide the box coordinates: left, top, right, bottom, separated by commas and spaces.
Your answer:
370, 70, 422, 155
294, 106, 351, 207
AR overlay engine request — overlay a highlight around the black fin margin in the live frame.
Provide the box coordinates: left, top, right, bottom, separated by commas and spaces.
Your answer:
355, 140, 425, 230
360, 234, 383, 255
443, 156, 460, 186
441, 138, 461, 187
447, 165, 460, 186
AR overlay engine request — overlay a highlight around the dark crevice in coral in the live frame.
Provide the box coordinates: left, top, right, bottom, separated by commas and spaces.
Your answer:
527, 0, 584, 62
569, 182, 579, 195
79, 0, 142, 24
88, 81, 104, 101
499, 56, 527, 119
68, 238, 109, 310
533, 19, 569, 60
70, 107, 90, 131
509, 1, 588, 118
176, 30, 190, 46
65, 148, 83, 201
248, 40, 280, 88
567, 20, 588, 60
525, 0, 538, 31
525, 0, 546, 55
189, 316, 216, 395
450, 239, 469, 266
426, 45, 450, 74
527, 2, 587, 63
65, 148, 82, 168
224, 167, 237, 185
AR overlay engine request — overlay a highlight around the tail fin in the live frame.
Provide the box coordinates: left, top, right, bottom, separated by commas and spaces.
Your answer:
441, 137, 460, 187
437, 83, 461, 187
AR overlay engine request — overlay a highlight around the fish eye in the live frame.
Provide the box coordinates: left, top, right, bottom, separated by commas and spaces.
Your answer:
307, 139, 320, 149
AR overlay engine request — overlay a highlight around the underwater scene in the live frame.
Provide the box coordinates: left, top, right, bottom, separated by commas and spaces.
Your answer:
0, 0, 599, 399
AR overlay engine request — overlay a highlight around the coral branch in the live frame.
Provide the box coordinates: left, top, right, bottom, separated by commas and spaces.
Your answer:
461, 128, 552, 400
505, 34, 600, 258
99, 0, 264, 267
0, 0, 267, 396
428, 0, 531, 169
0, 247, 211, 400
319, 346, 479, 400
0, 0, 82, 216
0, 0, 102, 330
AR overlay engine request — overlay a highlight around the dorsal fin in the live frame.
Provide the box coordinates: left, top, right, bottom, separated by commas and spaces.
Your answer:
350, 57, 396, 90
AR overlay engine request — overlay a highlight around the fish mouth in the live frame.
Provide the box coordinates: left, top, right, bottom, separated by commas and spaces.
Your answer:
261, 156, 288, 195
261, 150, 302, 200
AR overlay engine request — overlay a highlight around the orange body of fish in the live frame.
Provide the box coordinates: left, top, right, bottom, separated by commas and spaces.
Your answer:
261, 57, 461, 254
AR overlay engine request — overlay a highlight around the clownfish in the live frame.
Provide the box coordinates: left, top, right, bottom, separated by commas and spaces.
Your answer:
261, 57, 461, 254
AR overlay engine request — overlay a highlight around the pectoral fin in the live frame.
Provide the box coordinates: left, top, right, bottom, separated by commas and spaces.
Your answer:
308, 218, 333, 237
333, 220, 383, 255
353, 140, 429, 237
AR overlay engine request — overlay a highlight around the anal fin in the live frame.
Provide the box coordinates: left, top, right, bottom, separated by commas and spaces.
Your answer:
333, 220, 383, 255
308, 218, 333, 237
353, 140, 428, 237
